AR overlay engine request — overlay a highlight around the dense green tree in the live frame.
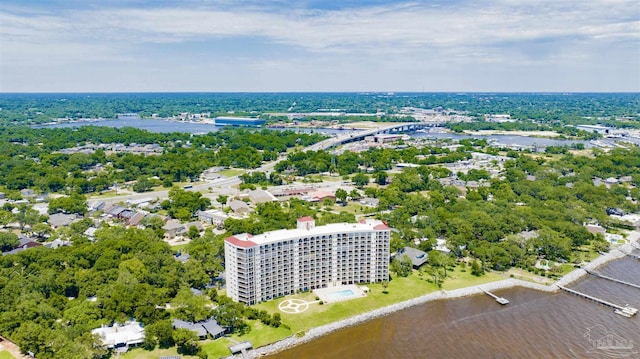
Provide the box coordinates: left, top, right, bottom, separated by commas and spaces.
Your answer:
391, 256, 413, 277
144, 319, 175, 349
171, 287, 212, 323
133, 176, 155, 193
335, 188, 348, 205
16, 206, 44, 231
48, 194, 88, 215
0, 231, 19, 251
352, 173, 370, 188
173, 328, 201, 356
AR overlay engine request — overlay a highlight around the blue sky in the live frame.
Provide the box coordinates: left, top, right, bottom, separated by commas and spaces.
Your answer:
1, 0, 638, 92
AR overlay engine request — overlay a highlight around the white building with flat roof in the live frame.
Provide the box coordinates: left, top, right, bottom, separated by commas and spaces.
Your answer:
91, 321, 145, 351
224, 217, 391, 304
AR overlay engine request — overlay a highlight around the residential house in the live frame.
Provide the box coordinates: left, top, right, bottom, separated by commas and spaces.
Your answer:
179, 222, 204, 236
128, 212, 147, 227
89, 201, 106, 212
394, 247, 428, 268
48, 213, 76, 229
163, 220, 185, 239
44, 238, 71, 249
126, 197, 154, 208
91, 321, 145, 353
172, 318, 226, 340
197, 210, 228, 227
20, 189, 35, 198
2, 234, 42, 256
104, 204, 126, 218
228, 200, 251, 215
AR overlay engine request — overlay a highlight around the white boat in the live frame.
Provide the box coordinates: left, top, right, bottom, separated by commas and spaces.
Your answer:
614, 306, 638, 317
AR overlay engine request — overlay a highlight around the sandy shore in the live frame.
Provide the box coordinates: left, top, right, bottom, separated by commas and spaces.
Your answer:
234, 238, 638, 358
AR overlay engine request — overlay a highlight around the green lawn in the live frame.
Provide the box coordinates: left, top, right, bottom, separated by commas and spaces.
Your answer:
120, 347, 199, 359
253, 274, 440, 334
327, 203, 371, 215
441, 265, 506, 290
506, 267, 554, 285
218, 169, 245, 177
171, 243, 190, 252
201, 320, 292, 358
0, 351, 16, 359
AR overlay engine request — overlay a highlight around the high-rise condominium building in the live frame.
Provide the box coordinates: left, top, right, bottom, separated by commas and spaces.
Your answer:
224, 217, 391, 304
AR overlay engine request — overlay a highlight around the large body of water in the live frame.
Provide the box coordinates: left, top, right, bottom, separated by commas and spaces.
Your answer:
35, 119, 593, 148
269, 254, 640, 359
33, 119, 359, 136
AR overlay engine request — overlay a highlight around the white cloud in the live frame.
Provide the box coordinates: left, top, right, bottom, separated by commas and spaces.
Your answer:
0, 0, 638, 91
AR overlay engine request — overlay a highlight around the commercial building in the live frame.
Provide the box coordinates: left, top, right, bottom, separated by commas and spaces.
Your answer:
214, 117, 266, 127
576, 125, 609, 134
224, 217, 391, 304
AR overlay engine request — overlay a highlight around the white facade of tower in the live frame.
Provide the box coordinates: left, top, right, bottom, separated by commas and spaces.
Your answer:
224, 217, 391, 305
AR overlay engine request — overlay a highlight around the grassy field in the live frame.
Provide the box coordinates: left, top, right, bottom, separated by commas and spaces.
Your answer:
218, 169, 245, 177
201, 320, 292, 358
253, 274, 440, 334
0, 351, 15, 359
121, 347, 200, 359
440, 265, 506, 290
170, 243, 190, 252
505, 267, 554, 285
328, 202, 373, 215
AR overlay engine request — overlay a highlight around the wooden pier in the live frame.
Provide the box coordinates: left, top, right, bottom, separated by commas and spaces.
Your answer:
586, 269, 640, 290
558, 285, 638, 317
482, 288, 509, 305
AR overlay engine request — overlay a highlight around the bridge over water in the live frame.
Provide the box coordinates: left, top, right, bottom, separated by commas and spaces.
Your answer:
313, 122, 441, 150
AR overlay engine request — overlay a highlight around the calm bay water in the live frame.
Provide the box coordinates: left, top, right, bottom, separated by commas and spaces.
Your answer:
269, 256, 640, 359
35, 119, 590, 148
32, 119, 359, 136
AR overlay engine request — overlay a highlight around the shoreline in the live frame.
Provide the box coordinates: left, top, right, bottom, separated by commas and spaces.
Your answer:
462, 130, 563, 138
240, 240, 637, 358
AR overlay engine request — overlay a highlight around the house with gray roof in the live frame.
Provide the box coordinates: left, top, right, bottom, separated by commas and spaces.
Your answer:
163, 220, 185, 239
172, 318, 226, 340
197, 210, 228, 226
248, 189, 277, 204
127, 212, 147, 227
228, 200, 251, 215
104, 204, 126, 218
395, 247, 428, 268
48, 213, 76, 228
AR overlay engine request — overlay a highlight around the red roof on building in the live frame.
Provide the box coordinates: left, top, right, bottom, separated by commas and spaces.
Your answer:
309, 190, 335, 200
298, 216, 314, 222
225, 235, 257, 249
374, 223, 390, 230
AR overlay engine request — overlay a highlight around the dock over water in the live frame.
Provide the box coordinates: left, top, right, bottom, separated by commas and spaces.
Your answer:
558, 285, 638, 317
482, 288, 509, 305
585, 269, 640, 290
